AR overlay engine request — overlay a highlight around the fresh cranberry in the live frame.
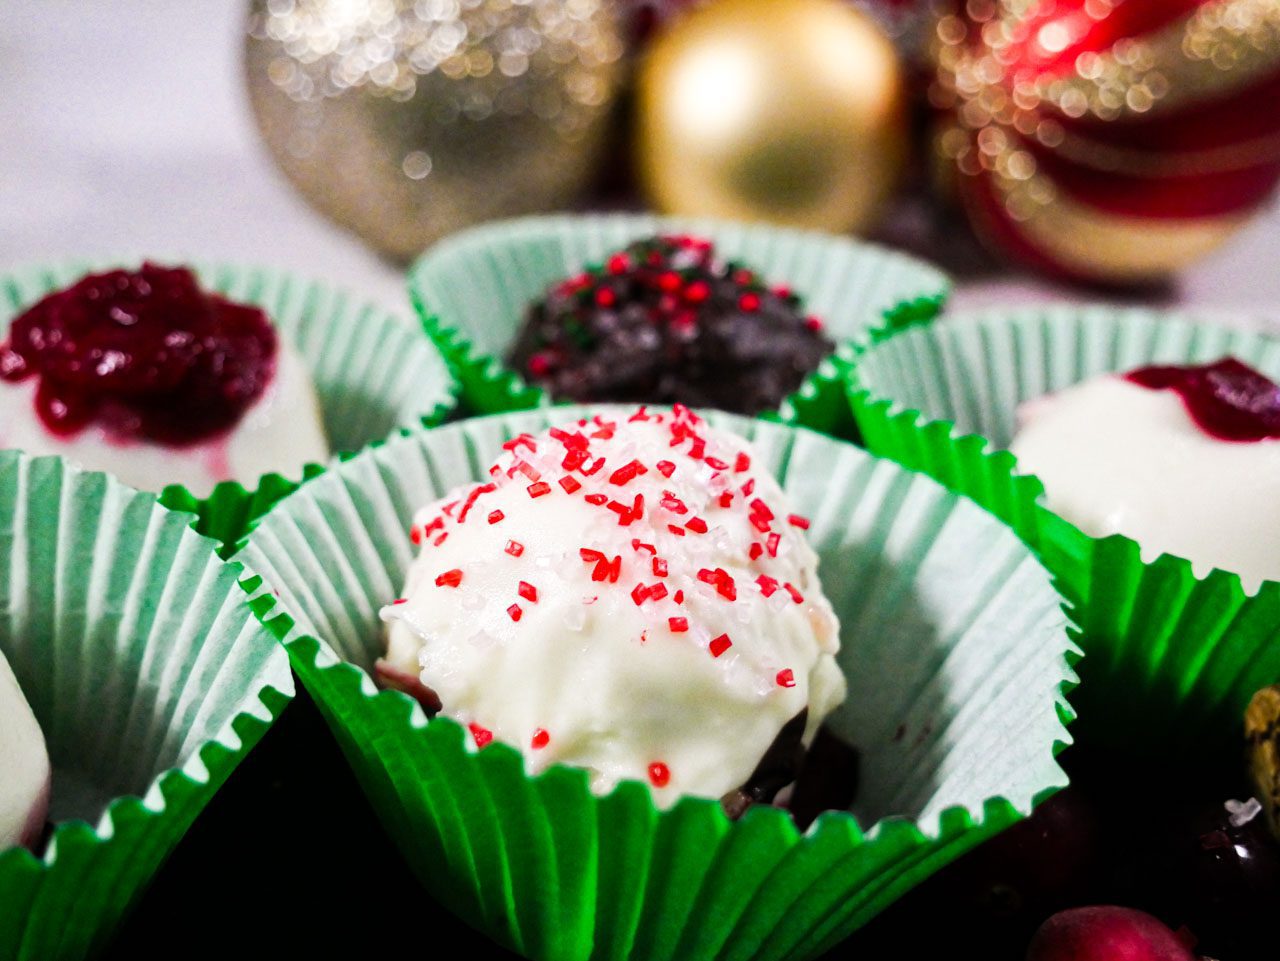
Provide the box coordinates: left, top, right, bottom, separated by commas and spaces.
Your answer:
0, 263, 277, 446
1126, 357, 1280, 442
1026, 907, 1195, 961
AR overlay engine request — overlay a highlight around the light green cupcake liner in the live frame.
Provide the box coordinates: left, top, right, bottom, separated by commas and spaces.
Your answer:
1, 259, 457, 547
0, 451, 293, 960
233, 406, 1078, 961
406, 214, 948, 439
847, 305, 1280, 750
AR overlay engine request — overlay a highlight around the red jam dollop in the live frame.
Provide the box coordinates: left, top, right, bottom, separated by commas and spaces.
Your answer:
1126, 357, 1280, 442
0, 263, 277, 447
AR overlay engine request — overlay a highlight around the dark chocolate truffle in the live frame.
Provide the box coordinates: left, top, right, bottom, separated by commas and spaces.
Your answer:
508, 235, 834, 415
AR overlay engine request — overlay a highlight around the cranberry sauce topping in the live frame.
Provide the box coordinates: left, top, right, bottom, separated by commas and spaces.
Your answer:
0, 263, 277, 447
1126, 357, 1280, 442
507, 235, 834, 416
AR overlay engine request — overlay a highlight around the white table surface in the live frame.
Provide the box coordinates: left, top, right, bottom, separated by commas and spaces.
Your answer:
3, 0, 1279, 328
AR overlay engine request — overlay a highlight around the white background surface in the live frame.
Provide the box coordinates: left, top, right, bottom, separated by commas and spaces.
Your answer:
2, 0, 1279, 325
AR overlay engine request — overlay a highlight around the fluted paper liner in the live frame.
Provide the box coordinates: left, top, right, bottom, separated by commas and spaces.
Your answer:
0, 451, 293, 960
407, 214, 948, 439
234, 407, 1078, 961
848, 305, 1280, 751
0, 259, 456, 545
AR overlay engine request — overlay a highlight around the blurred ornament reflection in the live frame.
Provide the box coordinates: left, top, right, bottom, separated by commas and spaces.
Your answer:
244, 0, 625, 261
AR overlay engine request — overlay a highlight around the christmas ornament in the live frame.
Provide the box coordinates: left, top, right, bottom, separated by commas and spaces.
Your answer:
243, 0, 625, 261
933, 0, 1280, 284
634, 0, 909, 234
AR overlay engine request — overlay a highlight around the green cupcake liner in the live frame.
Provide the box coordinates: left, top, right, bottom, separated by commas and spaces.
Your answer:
0, 451, 293, 960
847, 304, 1280, 750
1, 259, 457, 547
232, 406, 1078, 961
406, 214, 948, 440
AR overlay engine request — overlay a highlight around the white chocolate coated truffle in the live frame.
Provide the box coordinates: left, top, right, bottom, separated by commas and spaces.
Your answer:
1011, 374, 1280, 592
0, 342, 328, 497
381, 407, 845, 805
0, 648, 50, 850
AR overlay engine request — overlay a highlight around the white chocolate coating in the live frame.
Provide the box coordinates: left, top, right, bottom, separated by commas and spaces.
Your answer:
0, 648, 50, 850
1011, 375, 1280, 592
0, 342, 328, 497
382, 407, 845, 805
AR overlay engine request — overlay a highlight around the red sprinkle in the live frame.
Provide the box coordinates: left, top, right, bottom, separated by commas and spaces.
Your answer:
507, 604, 523, 622
559, 476, 582, 494
648, 762, 671, 788
776, 669, 796, 688
652, 557, 668, 577
585, 493, 608, 506
748, 543, 764, 561
631, 582, 669, 606
608, 493, 646, 526
513, 460, 540, 482
669, 616, 688, 633
527, 481, 551, 498
609, 459, 648, 486
505, 540, 524, 557
435, 569, 463, 588
709, 634, 732, 658
469, 723, 493, 748
788, 514, 810, 530
766, 532, 781, 557
718, 491, 734, 508
697, 567, 737, 601
595, 287, 617, 308
784, 583, 804, 604
660, 491, 688, 515
667, 524, 686, 537
503, 434, 537, 453
684, 281, 710, 304
756, 574, 779, 597
739, 293, 761, 312
457, 482, 498, 523
410, 526, 422, 545
487, 510, 505, 525
741, 479, 756, 497
607, 253, 630, 274
804, 316, 823, 332
531, 728, 550, 750
656, 460, 676, 478
433, 533, 448, 547
686, 517, 708, 534
734, 452, 751, 472
705, 456, 729, 471
580, 549, 622, 583
392, 598, 407, 605
631, 539, 657, 555
674, 590, 685, 604
658, 271, 681, 293
518, 581, 538, 603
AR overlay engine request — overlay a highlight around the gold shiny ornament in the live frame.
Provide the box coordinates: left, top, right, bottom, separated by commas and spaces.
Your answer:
1247, 684, 1280, 841
244, 0, 625, 261
634, 0, 909, 234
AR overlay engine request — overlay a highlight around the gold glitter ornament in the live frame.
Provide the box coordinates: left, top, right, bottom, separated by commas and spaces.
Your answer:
634, 0, 909, 235
244, 0, 626, 261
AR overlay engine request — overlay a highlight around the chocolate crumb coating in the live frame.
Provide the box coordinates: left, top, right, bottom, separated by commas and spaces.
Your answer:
375, 659, 442, 715
721, 709, 810, 819
787, 726, 860, 829
508, 235, 835, 416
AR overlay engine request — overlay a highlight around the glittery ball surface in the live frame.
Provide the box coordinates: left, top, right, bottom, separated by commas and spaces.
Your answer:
244, 0, 625, 260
